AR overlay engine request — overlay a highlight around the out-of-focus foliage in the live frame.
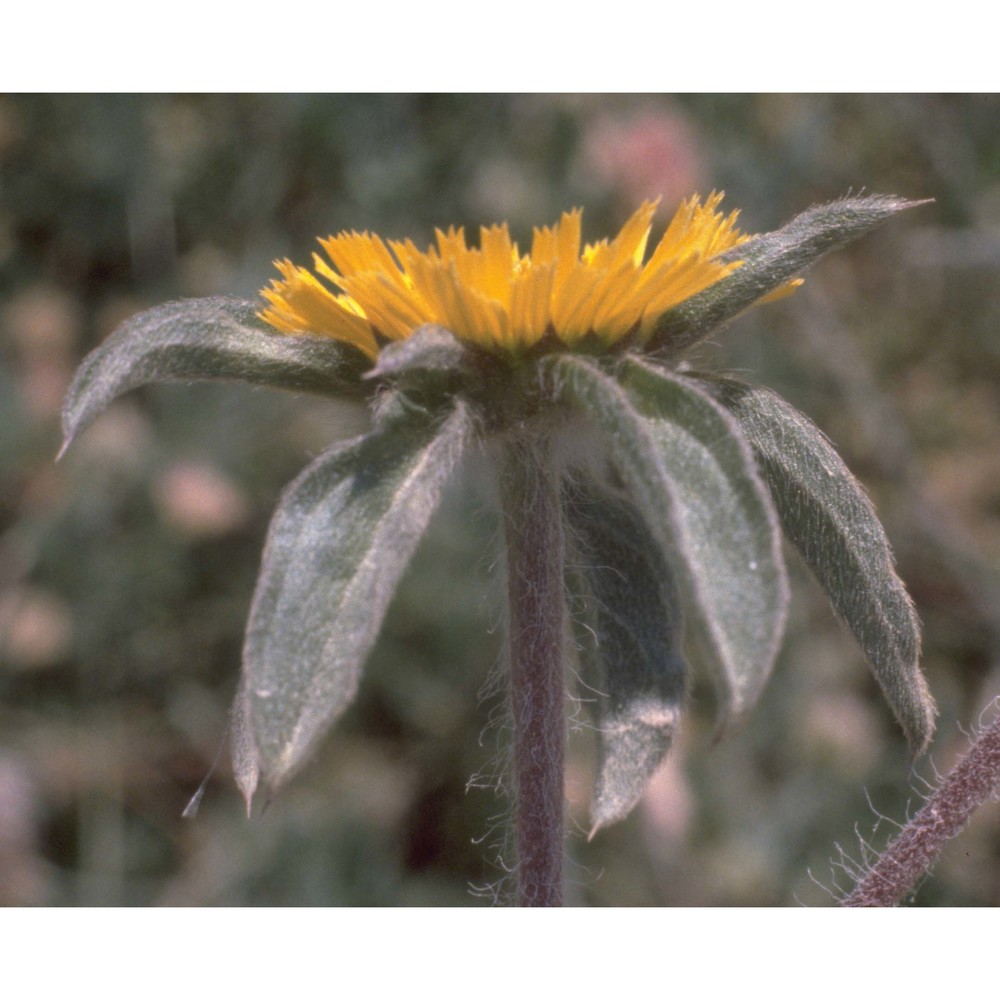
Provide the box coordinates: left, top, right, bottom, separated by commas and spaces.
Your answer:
1, 94, 998, 906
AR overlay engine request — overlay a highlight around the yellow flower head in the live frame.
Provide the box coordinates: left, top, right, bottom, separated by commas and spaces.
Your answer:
259, 193, 794, 361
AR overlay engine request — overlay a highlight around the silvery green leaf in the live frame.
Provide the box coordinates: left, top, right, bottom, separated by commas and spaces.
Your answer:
649, 194, 929, 357
230, 678, 259, 816
236, 399, 473, 806
562, 472, 687, 834
365, 324, 478, 381
547, 355, 788, 733
698, 375, 935, 753
61, 296, 368, 455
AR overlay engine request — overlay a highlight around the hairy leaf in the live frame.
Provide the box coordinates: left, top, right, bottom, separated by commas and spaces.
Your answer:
563, 472, 687, 833
234, 399, 473, 806
648, 195, 929, 357
699, 375, 935, 753
61, 296, 368, 454
547, 355, 788, 733
365, 324, 477, 381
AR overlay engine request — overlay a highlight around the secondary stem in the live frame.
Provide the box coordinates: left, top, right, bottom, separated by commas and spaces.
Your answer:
501, 434, 566, 907
843, 708, 1000, 906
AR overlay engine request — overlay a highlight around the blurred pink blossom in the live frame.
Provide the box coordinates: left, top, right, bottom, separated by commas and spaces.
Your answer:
582, 108, 705, 209
3, 285, 81, 419
154, 461, 250, 539
0, 587, 73, 670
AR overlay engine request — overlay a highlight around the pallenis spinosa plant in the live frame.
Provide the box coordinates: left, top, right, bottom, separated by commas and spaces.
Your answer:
61, 192, 938, 906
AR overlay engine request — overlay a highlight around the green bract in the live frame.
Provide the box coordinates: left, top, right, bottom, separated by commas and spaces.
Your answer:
61, 194, 935, 834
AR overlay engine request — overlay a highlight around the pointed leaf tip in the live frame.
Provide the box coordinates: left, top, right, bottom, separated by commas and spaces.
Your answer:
230, 681, 260, 817
649, 193, 931, 357
60, 296, 368, 455
588, 703, 683, 837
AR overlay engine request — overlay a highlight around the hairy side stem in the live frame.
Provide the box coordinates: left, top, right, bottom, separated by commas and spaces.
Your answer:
501, 434, 566, 907
844, 708, 1000, 906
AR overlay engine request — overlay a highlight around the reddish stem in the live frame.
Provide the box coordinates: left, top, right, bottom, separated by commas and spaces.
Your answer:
843, 708, 1000, 906
501, 436, 566, 907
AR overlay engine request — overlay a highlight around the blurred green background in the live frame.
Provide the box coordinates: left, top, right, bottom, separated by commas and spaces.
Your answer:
1, 94, 999, 906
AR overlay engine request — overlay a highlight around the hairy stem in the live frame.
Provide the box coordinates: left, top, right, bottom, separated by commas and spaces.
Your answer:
501, 434, 566, 907
843, 708, 1000, 907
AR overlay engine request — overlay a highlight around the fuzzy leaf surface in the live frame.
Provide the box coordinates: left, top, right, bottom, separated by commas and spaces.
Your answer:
235, 399, 473, 805
699, 375, 935, 752
61, 297, 368, 453
548, 355, 788, 732
649, 195, 928, 357
365, 324, 478, 381
563, 473, 687, 833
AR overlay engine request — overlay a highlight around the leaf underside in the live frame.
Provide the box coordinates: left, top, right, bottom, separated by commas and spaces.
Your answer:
233, 398, 474, 808
563, 471, 687, 833
365, 324, 479, 381
698, 375, 935, 753
547, 354, 788, 735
